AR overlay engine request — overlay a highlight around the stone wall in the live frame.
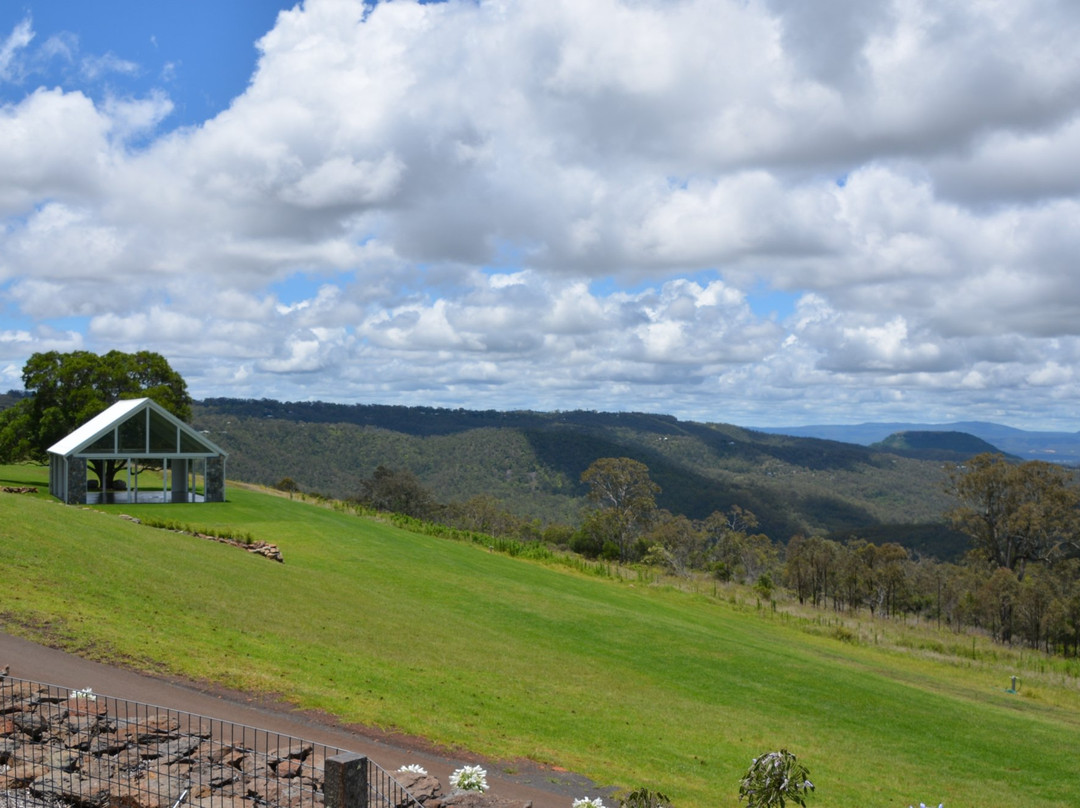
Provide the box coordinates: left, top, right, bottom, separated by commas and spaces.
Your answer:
1, 681, 531, 808
205, 456, 225, 503
0, 680, 331, 808
64, 460, 86, 506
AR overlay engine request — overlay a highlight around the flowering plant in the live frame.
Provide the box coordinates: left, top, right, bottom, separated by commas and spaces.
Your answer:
738, 749, 814, 808
573, 798, 606, 808
70, 688, 96, 701
619, 787, 669, 808
450, 765, 488, 793
397, 764, 428, 776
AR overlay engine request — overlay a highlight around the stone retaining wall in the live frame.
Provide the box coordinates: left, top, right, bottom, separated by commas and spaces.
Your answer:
0, 679, 334, 808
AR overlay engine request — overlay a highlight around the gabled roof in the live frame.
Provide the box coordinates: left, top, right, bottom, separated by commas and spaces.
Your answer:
47, 397, 226, 458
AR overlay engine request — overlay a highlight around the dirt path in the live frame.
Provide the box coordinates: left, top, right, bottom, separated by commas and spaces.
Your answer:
0, 632, 609, 808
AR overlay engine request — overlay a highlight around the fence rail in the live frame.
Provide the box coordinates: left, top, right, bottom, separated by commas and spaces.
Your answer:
0, 678, 421, 808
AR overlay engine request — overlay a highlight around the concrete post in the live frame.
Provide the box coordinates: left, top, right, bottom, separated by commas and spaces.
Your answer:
325, 753, 368, 808
171, 459, 189, 502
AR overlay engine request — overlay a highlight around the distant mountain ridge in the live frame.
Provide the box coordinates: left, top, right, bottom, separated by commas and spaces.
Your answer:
753, 421, 1080, 464
190, 397, 972, 559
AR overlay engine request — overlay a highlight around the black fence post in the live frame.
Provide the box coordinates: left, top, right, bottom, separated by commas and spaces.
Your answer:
325, 753, 369, 808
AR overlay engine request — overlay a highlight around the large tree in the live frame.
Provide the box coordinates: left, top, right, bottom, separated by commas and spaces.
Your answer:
580, 457, 660, 562
356, 464, 435, 520
946, 453, 1080, 579
0, 350, 192, 488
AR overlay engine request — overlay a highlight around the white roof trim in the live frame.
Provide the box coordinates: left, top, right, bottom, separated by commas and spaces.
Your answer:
47, 398, 226, 458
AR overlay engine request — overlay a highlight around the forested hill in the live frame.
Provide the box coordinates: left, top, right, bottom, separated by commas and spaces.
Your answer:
193, 398, 963, 551
756, 421, 1080, 463
870, 430, 1011, 461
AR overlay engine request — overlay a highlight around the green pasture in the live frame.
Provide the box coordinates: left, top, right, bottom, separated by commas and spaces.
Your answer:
1, 465, 1078, 807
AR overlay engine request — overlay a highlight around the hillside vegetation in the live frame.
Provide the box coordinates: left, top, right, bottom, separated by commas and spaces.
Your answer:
2, 467, 1079, 807
871, 430, 1010, 461
193, 399, 959, 547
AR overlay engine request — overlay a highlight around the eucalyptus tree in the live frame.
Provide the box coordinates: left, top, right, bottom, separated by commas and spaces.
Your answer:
580, 457, 660, 562
356, 465, 435, 519
644, 511, 705, 577
946, 453, 1080, 579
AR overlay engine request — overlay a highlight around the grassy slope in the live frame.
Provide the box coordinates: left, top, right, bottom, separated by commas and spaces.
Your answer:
1, 467, 1078, 807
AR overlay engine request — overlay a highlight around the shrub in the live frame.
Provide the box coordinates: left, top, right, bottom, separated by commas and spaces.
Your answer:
619, 787, 671, 808
738, 749, 814, 808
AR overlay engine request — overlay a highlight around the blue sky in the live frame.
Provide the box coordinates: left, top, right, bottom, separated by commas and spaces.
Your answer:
0, 1, 290, 127
3, 0, 1080, 430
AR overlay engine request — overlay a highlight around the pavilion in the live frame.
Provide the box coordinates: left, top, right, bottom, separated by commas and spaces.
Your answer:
47, 398, 227, 505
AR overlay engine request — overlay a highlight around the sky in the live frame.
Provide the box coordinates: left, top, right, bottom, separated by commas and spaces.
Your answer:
2, 0, 1080, 430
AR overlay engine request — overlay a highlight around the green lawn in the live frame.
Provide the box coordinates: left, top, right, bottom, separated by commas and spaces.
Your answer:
2, 465, 1079, 807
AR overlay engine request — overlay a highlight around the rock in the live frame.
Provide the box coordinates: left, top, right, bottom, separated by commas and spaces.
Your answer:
155, 736, 204, 764
45, 748, 79, 772
392, 770, 443, 803
187, 795, 249, 808
439, 792, 532, 808
247, 542, 284, 562
209, 746, 246, 769
12, 714, 47, 740
66, 695, 107, 718
107, 777, 170, 808
274, 759, 303, 779
271, 741, 312, 761
0, 789, 55, 808
8, 762, 47, 785
27, 770, 87, 803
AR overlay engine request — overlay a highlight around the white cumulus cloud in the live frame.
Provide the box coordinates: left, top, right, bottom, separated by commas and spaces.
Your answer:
2, 0, 1080, 428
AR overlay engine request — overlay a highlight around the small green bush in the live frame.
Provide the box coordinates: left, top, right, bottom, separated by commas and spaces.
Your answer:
620, 787, 671, 808
738, 749, 814, 808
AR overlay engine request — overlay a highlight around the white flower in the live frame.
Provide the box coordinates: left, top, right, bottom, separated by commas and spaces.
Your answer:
71, 687, 96, 701
397, 764, 428, 776
449, 765, 488, 793
572, 798, 606, 808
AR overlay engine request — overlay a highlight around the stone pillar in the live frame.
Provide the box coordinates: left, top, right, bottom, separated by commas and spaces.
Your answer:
171, 459, 190, 502
324, 753, 368, 808
65, 458, 87, 505
204, 455, 225, 502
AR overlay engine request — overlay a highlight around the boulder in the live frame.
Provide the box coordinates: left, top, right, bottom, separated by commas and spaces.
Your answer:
435, 792, 532, 808
392, 770, 443, 803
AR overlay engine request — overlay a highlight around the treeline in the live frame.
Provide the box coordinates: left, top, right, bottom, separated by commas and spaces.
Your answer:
783, 536, 1080, 654
200, 396, 685, 437
306, 453, 1080, 658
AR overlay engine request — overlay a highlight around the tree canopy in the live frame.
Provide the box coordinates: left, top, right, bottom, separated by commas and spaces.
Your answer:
0, 350, 192, 465
580, 456, 660, 561
946, 453, 1080, 579
356, 464, 435, 520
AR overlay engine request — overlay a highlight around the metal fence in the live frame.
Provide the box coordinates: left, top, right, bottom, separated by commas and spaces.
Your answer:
0, 678, 421, 808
